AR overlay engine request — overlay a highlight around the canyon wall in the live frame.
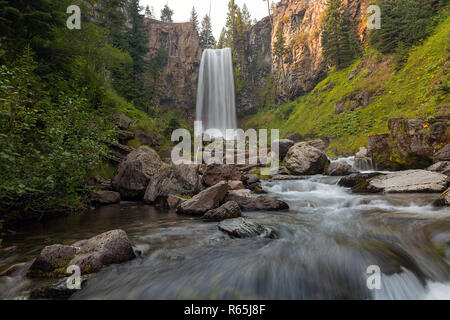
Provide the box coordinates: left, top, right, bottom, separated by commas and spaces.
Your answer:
145, 19, 202, 114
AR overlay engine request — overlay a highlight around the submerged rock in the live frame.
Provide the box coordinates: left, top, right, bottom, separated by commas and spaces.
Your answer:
28, 230, 135, 278
225, 189, 289, 211
166, 194, 186, 209
326, 162, 357, 176
177, 181, 230, 215
112, 146, 163, 199
29, 276, 89, 300
143, 164, 203, 204
338, 173, 383, 189
218, 218, 276, 238
202, 201, 242, 222
285, 142, 329, 175
367, 170, 449, 193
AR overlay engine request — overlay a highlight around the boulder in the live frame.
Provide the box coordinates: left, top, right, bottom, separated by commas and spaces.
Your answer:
117, 114, 132, 130
30, 276, 88, 300
434, 143, 450, 162
285, 142, 329, 175
69, 230, 135, 274
228, 180, 245, 190
218, 218, 276, 238
108, 142, 134, 165
434, 188, 450, 206
367, 170, 449, 193
28, 245, 78, 277
143, 164, 203, 203
427, 161, 450, 176
118, 130, 135, 143
202, 201, 242, 222
305, 139, 329, 152
225, 189, 289, 211
112, 146, 162, 199
326, 162, 358, 176
91, 191, 121, 205
167, 195, 186, 209
338, 173, 384, 188
271, 139, 294, 160
177, 181, 229, 215
136, 129, 163, 148
285, 133, 303, 143
27, 230, 135, 278
202, 164, 242, 187
356, 146, 371, 159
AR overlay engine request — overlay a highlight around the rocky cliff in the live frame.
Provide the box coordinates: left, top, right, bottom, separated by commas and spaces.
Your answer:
271, 0, 370, 102
237, 0, 371, 115
145, 19, 202, 114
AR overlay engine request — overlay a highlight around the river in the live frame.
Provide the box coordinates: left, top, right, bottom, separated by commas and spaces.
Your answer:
1, 173, 450, 299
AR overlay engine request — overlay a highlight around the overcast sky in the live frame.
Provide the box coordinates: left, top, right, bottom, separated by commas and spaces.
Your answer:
140, 0, 279, 39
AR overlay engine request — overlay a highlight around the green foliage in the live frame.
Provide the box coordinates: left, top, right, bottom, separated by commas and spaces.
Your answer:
369, 0, 434, 54
321, 0, 360, 69
245, 13, 450, 155
200, 15, 216, 49
190, 6, 199, 32
160, 5, 174, 23
0, 48, 116, 215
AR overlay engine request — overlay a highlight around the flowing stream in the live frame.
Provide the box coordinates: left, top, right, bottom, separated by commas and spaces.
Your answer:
1, 172, 450, 300
196, 48, 237, 137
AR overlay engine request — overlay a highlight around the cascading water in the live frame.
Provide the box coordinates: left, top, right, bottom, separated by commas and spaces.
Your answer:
196, 48, 237, 137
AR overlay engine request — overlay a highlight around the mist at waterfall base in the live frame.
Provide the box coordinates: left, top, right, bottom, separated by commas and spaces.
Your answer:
196, 48, 237, 139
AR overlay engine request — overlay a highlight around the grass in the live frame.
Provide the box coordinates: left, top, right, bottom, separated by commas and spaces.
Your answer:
244, 14, 450, 157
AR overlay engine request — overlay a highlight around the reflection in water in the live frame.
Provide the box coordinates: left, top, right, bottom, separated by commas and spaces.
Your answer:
1, 176, 450, 299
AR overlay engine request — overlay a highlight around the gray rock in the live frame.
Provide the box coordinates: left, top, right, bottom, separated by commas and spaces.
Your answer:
367, 170, 449, 193
355, 146, 371, 159
338, 173, 383, 188
143, 164, 203, 203
228, 180, 245, 190
117, 114, 132, 130
434, 143, 450, 162
225, 189, 289, 211
285, 133, 303, 143
69, 230, 136, 274
272, 139, 294, 160
326, 162, 358, 176
218, 218, 276, 238
285, 142, 329, 175
166, 195, 186, 209
91, 191, 121, 205
202, 201, 242, 221
177, 181, 230, 215
434, 188, 450, 206
306, 139, 329, 152
28, 245, 78, 276
427, 161, 450, 176
112, 146, 163, 199
29, 276, 88, 300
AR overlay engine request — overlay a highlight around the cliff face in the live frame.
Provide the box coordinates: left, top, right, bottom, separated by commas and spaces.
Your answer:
236, 17, 273, 117
145, 19, 202, 114
271, 0, 370, 102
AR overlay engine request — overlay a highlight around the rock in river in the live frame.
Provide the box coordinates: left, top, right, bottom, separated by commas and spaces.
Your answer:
27, 230, 136, 277
285, 142, 329, 175
326, 162, 357, 176
218, 218, 276, 238
434, 188, 450, 206
177, 181, 230, 215
202, 201, 242, 222
225, 189, 289, 211
367, 170, 449, 193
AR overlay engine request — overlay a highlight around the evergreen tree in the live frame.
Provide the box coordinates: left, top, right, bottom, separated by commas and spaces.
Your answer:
200, 15, 216, 49
96, 0, 128, 49
242, 4, 252, 29
145, 5, 152, 19
216, 28, 227, 49
273, 22, 287, 77
225, 0, 238, 47
190, 6, 199, 32
321, 0, 359, 69
160, 4, 174, 23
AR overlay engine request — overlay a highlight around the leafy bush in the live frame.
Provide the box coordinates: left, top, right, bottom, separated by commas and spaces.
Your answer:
0, 48, 116, 216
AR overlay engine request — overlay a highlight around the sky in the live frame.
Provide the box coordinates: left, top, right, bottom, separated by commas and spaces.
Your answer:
140, 0, 279, 39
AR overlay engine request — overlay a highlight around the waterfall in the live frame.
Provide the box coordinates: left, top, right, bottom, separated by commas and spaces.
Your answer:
196, 48, 237, 138
354, 157, 376, 171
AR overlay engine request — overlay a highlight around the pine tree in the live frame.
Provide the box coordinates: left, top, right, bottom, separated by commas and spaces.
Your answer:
225, 0, 238, 47
242, 4, 252, 30
321, 0, 359, 69
160, 4, 174, 23
200, 15, 216, 49
190, 6, 199, 32
273, 22, 287, 77
145, 5, 152, 19
217, 28, 226, 49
